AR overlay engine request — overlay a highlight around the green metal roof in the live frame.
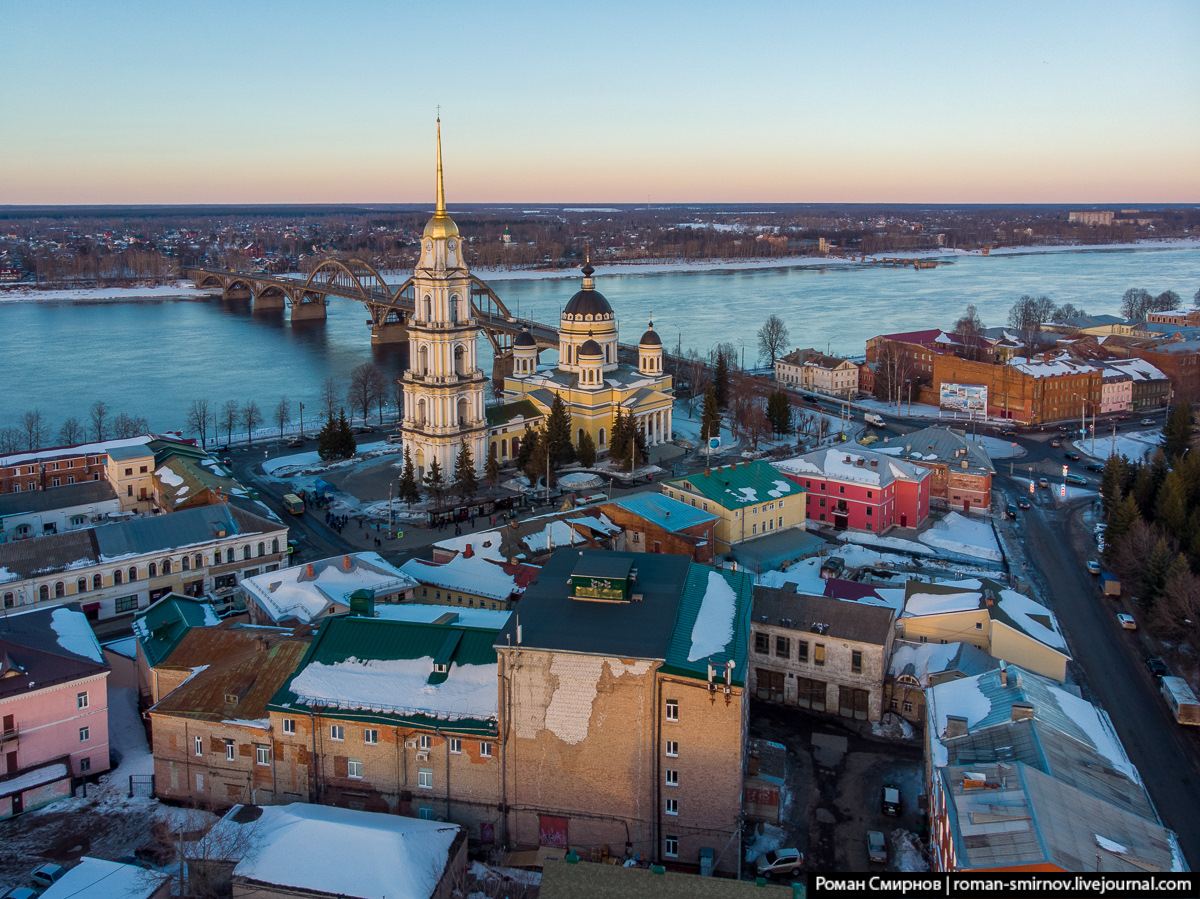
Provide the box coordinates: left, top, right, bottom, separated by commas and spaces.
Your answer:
268, 616, 501, 736
661, 565, 753, 686
664, 460, 803, 511
132, 593, 219, 668
485, 399, 543, 428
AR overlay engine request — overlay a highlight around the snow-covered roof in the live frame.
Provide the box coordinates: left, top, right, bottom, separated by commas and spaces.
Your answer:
213, 803, 461, 899
687, 571, 737, 661
400, 553, 527, 603
373, 603, 511, 629
1007, 353, 1100, 379
1101, 356, 1169, 382
774, 448, 929, 489
242, 552, 419, 624
0, 434, 153, 468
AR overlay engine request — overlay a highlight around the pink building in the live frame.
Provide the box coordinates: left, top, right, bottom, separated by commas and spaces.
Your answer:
774, 449, 931, 532
1, 603, 110, 792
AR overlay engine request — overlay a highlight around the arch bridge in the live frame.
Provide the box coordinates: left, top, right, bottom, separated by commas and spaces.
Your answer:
182, 262, 560, 360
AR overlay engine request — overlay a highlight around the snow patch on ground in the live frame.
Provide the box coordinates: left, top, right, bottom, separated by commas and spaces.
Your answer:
744, 822, 787, 862
918, 512, 1002, 562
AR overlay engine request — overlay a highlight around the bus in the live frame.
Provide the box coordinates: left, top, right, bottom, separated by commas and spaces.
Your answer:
1161, 676, 1200, 725
282, 493, 305, 515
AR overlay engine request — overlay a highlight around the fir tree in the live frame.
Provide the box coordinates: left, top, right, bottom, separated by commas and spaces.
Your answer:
767, 389, 792, 435
1163, 401, 1194, 460
515, 428, 537, 471
1155, 468, 1189, 542
336, 408, 357, 459
700, 385, 721, 444
544, 393, 576, 466
317, 411, 338, 461
577, 430, 597, 468
628, 424, 647, 472
424, 458, 447, 508
399, 447, 420, 504
1141, 537, 1174, 610
713, 353, 729, 407
1104, 493, 1140, 564
610, 409, 630, 462
526, 431, 551, 490
485, 442, 501, 489
453, 442, 478, 502
1100, 455, 1128, 516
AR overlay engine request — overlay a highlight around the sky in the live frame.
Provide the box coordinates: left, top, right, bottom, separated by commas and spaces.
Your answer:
1, 0, 1198, 205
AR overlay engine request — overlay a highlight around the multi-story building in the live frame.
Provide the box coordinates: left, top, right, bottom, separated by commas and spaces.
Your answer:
240, 552, 418, 626
883, 427, 994, 513
148, 623, 312, 809
0, 480, 120, 542
0, 602, 110, 812
930, 351, 1102, 425
774, 448, 930, 532
1098, 366, 1134, 414
267, 612, 505, 835
400, 544, 537, 612
749, 588, 895, 721
661, 460, 806, 553
925, 664, 1184, 872
496, 550, 753, 875
776, 348, 859, 398
0, 503, 287, 621
1100, 357, 1171, 410
1, 437, 144, 495
105, 444, 157, 513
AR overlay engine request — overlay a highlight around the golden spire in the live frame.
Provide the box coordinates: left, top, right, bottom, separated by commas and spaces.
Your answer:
435, 116, 446, 215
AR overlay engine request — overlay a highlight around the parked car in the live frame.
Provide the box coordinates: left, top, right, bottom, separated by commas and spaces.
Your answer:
1038, 477, 1050, 489
1, 887, 38, 899
1140, 418, 1155, 426
1086, 462, 1105, 473
1065, 473, 1087, 486
1050, 439, 1061, 448
1145, 657, 1170, 679
30, 865, 67, 890
1117, 613, 1137, 630
803, 394, 821, 403
867, 830, 887, 865
1006, 503, 1018, 518
286, 438, 305, 448
881, 783, 902, 816
755, 848, 803, 877
1018, 497, 1031, 509
859, 435, 878, 446
1086, 560, 1101, 575
1064, 451, 1081, 461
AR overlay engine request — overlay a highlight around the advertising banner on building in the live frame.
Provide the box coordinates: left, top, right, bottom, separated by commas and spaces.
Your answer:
940, 383, 988, 414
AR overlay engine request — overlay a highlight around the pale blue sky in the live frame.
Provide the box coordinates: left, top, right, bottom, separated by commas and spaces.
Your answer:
1, 0, 1197, 204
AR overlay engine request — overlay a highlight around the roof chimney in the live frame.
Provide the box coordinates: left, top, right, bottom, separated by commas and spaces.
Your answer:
944, 715, 969, 738
704, 469, 711, 477
463, 543, 474, 558
1011, 702, 1035, 722
305, 563, 315, 579
999, 661, 1007, 687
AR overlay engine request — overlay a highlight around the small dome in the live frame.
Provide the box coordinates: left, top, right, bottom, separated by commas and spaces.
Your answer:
423, 212, 459, 239
579, 338, 603, 358
639, 321, 662, 347
514, 328, 536, 348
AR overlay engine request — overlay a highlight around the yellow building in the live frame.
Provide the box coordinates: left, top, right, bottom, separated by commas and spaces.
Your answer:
502, 263, 675, 455
661, 460, 807, 553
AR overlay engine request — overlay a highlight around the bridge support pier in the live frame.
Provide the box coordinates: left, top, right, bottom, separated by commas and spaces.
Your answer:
493, 350, 514, 388
254, 295, 286, 312
223, 287, 252, 300
371, 321, 409, 345
291, 303, 327, 322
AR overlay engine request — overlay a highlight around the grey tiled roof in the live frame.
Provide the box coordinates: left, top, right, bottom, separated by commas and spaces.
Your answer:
0, 480, 117, 517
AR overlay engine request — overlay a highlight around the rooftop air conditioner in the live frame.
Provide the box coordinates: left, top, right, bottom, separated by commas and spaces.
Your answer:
404, 738, 418, 749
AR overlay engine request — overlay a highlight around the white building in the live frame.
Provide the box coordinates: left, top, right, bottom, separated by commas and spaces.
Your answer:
0, 480, 120, 542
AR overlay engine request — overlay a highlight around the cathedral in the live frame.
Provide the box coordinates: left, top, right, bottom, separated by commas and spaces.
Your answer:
400, 121, 674, 477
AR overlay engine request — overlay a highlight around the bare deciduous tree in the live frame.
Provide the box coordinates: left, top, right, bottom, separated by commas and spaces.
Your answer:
58, 417, 85, 446
0, 427, 22, 455
874, 342, 913, 407
320, 376, 339, 421
953, 304, 984, 360
273, 396, 291, 439
241, 401, 262, 446
757, 314, 790, 367
112, 413, 148, 439
89, 400, 110, 442
369, 366, 389, 424
219, 400, 239, 447
348, 362, 380, 426
21, 410, 48, 451
186, 399, 211, 447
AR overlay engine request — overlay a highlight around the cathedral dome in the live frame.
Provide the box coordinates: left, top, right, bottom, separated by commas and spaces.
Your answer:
514, 328, 536, 348
578, 338, 603, 358
639, 321, 662, 347
562, 263, 614, 320
423, 213, 460, 240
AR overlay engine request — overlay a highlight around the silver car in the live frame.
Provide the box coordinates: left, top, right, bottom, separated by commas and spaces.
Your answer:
755, 848, 803, 877
867, 830, 887, 864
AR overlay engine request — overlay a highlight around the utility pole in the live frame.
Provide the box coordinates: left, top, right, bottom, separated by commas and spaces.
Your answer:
299, 401, 304, 438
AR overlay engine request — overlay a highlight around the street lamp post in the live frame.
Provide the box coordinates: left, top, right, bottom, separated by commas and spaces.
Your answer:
299, 402, 304, 439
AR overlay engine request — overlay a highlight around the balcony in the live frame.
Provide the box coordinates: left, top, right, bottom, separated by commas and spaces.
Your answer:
1, 726, 18, 747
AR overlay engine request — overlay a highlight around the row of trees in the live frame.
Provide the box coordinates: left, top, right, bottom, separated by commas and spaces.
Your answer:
1100, 403, 1198, 643
396, 442, 484, 508
0, 402, 149, 454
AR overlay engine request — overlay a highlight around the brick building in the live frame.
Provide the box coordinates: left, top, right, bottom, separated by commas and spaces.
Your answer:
598, 492, 718, 563
749, 588, 896, 722
267, 613, 505, 840
148, 624, 312, 809
496, 550, 752, 874
774, 448, 931, 531
885, 427, 994, 513
931, 352, 1101, 425
0, 440, 125, 496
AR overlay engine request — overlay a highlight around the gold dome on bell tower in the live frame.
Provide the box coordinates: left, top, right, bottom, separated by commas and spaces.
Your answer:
423, 117, 460, 240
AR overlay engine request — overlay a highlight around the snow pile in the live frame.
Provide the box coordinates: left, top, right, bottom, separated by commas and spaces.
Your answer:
744, 822, 787, 862
289, 656, 499, 722
155, 465, 184, 487
51, 606, 105, 663
904, 590, 979, 616
871, 713, 917, 742
687, 571, 737, 662
892, 829, 929, 872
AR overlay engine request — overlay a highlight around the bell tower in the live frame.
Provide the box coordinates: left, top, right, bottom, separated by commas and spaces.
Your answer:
399, 119, 488, 479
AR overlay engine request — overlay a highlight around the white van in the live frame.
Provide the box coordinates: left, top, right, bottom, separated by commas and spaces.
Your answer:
1161, 676, 1200, 725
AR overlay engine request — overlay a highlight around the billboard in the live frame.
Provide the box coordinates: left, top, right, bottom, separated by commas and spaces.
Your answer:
940, 382, 988, 414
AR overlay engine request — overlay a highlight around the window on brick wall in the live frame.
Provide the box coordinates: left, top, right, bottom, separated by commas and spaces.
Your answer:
282, 719, 295, 735
418, 768, 433, 789
798, 641, 808, 663
775, 636, 790, 659
225, 740, 235, 761
664, 835, 679, 857
195, 736, 203, 757
814, 644, 825, 666
364, 729, 378, 745
665, 798, 678, 816
479, 742, 493, 758
754, 632, 769, 654
419, 734, 432, 750
449, 738, 462, 754
330, 725, 344, 741
665, 769, 678, 786
256, 745, 270, 766
852, 650, 863, 674
664, 699, 678, 722
348, 759, 363, 779
665, 740, 678, 757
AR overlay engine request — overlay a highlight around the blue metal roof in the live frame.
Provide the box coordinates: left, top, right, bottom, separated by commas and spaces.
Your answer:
610, 492, 718, 532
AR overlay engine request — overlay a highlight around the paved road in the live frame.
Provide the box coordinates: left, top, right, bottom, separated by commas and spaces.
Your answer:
1004, 480, 1200, 866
